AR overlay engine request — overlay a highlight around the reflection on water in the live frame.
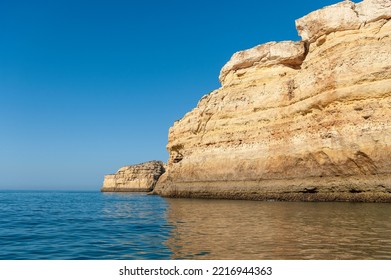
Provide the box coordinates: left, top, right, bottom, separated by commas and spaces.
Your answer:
165, 199, 391, 259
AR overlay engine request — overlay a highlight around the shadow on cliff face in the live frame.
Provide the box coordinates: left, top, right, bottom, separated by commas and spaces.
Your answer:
164, 198, 391, 259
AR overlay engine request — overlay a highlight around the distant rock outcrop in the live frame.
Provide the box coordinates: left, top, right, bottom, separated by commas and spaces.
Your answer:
153, 0, 391, 202
101, 161, 165, 192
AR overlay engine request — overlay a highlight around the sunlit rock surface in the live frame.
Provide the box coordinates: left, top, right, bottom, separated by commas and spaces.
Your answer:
101, 161, 165, 192
154, 0, 391, 202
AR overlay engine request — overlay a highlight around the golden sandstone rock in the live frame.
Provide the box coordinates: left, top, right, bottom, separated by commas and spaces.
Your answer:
153, 0, 391, 202
101, 161, 165, 192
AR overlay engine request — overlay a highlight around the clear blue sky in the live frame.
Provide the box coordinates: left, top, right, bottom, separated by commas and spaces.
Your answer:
0, 0, 343, 190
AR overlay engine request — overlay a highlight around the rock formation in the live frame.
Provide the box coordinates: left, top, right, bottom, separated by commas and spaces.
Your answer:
153, 0, 391, 202
101, 161, 165, 192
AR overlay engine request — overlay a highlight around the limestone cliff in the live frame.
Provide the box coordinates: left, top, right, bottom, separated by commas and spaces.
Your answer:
101, 161, 165, 192
154, 0, 391, 202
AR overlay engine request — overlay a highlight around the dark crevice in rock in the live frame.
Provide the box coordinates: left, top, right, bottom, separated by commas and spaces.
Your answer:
349, 188, 364, 193
299, 187, 318, 194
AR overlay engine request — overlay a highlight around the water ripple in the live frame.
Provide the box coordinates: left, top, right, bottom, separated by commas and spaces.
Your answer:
0, 191, 173, 259
1, 191, 391, 259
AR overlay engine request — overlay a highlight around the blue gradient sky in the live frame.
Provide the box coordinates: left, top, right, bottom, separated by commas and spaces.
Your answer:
0, 0, 343, 190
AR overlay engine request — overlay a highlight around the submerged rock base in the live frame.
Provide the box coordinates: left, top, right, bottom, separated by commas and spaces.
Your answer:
155, 175, 391, 202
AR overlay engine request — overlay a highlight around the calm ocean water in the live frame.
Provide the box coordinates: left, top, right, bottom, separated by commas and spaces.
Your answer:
0, 190, 390, 260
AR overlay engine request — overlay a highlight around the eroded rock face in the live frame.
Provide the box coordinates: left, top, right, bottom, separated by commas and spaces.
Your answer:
296, 0, 391, 43
219, 41, 307, 85
101, 161, 165, 192
154, 0, 391, 202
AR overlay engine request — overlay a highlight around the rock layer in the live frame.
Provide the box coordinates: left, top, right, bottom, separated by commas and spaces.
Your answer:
101, 161, 165, 192
154, 0, 391, 202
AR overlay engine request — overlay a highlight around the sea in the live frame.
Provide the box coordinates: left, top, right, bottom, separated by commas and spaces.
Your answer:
0, 190, 390, 260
